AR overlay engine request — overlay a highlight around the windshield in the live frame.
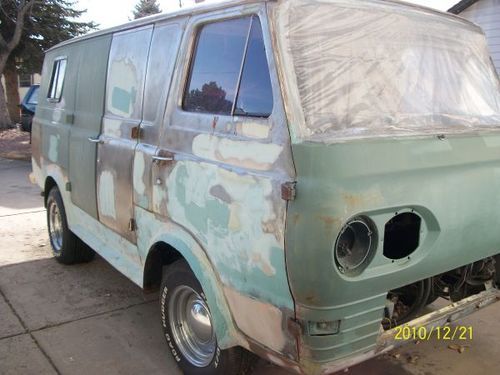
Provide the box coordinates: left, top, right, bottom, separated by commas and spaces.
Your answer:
275, 0, 500, 140
26, 86, 39, 105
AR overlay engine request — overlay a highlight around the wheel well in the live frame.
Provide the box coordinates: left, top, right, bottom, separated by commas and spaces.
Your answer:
44, 177, 57, 207
143, 242, 183, 291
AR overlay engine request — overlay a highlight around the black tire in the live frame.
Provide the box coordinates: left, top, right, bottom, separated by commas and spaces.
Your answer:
46, 186, 95, 264
160, 260, 254, 375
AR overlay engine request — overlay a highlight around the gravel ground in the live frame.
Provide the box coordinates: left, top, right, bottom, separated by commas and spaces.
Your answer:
0, 128, 31, 161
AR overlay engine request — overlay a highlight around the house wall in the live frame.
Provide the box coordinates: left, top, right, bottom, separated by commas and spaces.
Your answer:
459, 0, 500, 74
1, 73, 42, 102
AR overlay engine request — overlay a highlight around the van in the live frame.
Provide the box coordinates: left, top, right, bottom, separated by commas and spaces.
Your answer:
31, 0, 500, 374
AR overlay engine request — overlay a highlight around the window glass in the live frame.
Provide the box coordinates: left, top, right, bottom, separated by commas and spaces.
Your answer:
48, 58, 67, 101
183, 17, 251, 115
54, 59, 66, 99
19, 73, 32, 88
27, 86, 39, 105
234, 18, 273, 117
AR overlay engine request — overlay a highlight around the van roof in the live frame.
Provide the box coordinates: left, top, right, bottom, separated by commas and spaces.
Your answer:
47, 0, 480, 52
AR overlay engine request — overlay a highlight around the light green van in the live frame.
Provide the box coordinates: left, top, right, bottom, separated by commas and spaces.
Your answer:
31, 0, 500, 373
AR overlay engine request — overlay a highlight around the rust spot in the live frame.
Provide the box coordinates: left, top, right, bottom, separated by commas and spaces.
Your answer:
304, 293, 320, 305
292, 213, 300, 226
318, 215, 341, 234
342, 193, 365, 209
211, 115, 219, 130
342, 191, 384, 210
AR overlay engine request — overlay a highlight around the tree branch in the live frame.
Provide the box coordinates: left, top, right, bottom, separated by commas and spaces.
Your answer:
7, 0, 38, 52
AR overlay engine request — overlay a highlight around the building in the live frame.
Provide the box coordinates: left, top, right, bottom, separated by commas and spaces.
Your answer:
1, 73, 41, 101
449, 0, 500, 74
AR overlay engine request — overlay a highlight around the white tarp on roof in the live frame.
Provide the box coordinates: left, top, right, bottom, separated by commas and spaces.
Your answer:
274, 0, 500, 141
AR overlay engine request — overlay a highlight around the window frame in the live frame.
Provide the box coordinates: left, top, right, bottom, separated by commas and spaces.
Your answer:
182, 15, 273, 118
47, 57, 68, 103
19, 73, 32, 88
161, 4, 287, 149
175, 10, 278, 133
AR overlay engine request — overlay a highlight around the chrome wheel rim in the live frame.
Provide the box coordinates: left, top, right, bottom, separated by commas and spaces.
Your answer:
48, 200, 63, 252
168, 285, 216, 367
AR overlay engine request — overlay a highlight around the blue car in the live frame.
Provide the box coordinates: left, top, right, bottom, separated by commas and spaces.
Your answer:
19, 84, 39, 132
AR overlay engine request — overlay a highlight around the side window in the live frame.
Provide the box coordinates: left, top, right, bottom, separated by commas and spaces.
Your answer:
106, 28, 152, 119
47, 58, 67, 101
183, 16, 273, 118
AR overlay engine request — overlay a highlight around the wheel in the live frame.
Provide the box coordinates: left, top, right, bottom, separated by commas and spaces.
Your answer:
383, 278, 432, 330
160, 260, 254, 375
46, 186, 95, 264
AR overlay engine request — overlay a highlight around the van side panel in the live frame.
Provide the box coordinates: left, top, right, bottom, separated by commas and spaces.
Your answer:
133, 19, 186, 214
69, 35, 112, 219
97, 26, 153, 243
37, 46, 78, 179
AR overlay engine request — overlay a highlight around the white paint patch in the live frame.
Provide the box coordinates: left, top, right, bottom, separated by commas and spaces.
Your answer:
98, 170, 117, 219
192, 134, 283, 170
224, 287, 287, 353
235, 121, 271, 139
102, 117, 123, 138
133, 152, 146, 195
48, 135, 59, 163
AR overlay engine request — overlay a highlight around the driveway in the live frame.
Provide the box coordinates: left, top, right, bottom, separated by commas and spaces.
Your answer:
0, 157, 499, 375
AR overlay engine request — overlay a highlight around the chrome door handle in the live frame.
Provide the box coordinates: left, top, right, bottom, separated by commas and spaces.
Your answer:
152, 155, 174, 162
88, 137, 103, 144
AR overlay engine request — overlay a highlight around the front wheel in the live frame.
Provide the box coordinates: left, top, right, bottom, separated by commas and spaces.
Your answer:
46, 186, 94, 264
160, 260, 254, 374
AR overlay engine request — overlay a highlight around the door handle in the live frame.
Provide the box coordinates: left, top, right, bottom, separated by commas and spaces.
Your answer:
88, 136, 103, 144
152, 155, 174, 162
152, 150, 175, 163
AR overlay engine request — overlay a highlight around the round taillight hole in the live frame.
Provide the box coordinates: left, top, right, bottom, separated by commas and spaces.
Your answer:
334, 218, 376, 273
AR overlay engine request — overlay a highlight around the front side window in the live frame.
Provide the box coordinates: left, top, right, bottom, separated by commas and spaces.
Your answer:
48, 58, 67, 101
183, 16, 273, 118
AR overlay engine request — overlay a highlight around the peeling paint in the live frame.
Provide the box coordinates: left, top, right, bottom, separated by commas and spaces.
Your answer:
166, 161, 288, 286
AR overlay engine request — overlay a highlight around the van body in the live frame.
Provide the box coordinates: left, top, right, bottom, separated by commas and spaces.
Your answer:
31, 0, 500, 373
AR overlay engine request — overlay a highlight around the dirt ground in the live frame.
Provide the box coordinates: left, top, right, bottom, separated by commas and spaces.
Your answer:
1, 157, 500, 375
0, 128, 31, 161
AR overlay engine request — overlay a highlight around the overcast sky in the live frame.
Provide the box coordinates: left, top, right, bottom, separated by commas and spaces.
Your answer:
76, 0, 460, 30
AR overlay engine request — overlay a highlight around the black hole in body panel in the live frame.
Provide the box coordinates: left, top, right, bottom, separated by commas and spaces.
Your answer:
383, 212, 421, 259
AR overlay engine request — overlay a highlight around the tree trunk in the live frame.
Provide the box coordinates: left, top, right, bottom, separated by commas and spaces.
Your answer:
0, 78, 12, 130
4, 63, 20, 124
0, 54, 12, 130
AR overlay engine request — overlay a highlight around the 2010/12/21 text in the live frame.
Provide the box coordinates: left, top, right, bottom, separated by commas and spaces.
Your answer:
394, 325, 473, 341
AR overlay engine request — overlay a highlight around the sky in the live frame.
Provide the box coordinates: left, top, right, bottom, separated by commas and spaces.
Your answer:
76, 0, 460, 30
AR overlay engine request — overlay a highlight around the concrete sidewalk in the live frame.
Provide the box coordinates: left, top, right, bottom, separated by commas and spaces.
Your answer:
0, 157, 499, 375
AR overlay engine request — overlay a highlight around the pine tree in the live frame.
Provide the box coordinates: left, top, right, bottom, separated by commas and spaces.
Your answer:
133, 0, 162, 20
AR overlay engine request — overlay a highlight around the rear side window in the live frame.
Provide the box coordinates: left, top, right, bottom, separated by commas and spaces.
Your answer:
48, 58, 67, 101
183, 16, 273, 118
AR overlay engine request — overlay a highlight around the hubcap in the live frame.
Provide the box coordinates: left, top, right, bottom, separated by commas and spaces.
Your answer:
48, 200, 63, 252
168, 285, 216, 367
